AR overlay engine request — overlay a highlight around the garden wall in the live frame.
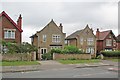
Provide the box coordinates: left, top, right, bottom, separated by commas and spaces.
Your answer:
2, 52, 36, 61
53, 53, 91, 60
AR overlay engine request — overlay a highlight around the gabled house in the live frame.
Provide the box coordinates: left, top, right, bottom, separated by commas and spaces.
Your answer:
30, 19, 66, 60
0, 11, 23, 44
65, 25, 96, 57
96, 29, 117, 52
116, 34, 120, 50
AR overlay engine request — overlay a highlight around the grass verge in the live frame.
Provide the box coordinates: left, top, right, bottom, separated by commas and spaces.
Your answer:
57, 59, 100, 64
105, 59, 119, 62
0, 61, 40, 66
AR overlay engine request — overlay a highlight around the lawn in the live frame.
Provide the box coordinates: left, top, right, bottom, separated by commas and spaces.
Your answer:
106, 59, 119, 62
57, 59, 100, 64
0, 61, 40, 66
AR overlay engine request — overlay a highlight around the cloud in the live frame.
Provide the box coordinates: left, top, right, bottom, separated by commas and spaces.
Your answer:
1, 2, 118, 43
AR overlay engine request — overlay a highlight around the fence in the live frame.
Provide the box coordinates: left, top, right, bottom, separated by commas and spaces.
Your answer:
53, 53, 91, 60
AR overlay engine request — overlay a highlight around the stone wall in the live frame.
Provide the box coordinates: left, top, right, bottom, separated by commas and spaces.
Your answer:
53, 53, 91, 60
2, 52, 36, 61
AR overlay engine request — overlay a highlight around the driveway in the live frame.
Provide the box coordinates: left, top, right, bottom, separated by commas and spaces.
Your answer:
37, 60, 72, 70
39, 60, 62, 65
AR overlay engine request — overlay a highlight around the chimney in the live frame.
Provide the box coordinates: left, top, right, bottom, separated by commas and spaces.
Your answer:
96, 28, 99, 39
59, 23, 63, 32
17, 14, 22, 29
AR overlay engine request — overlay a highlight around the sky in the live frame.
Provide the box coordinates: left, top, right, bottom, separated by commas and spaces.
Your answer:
0, 0, 119, 43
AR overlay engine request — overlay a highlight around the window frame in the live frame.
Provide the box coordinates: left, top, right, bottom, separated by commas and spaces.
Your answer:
87, 38, 94, 45
4, 29, 15, 39
106, 39, 112, 46
43, 34, 47, 42
80, 37, 83, 45
52, 34, 61, 43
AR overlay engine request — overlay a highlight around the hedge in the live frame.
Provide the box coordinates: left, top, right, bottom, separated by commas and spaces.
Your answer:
51, 46, 83, 54
101, 51, 120, 57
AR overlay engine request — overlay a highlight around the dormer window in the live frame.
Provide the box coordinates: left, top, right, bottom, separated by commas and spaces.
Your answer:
4, 29, 16, 39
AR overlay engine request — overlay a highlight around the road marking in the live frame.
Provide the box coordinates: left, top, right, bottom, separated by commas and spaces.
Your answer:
73, 72, 110, 77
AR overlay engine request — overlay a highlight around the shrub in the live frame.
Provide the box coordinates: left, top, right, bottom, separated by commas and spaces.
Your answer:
1, 41, 37, 54
51, 49, 62, 54
63, 46, 83, 54
50, 46, 83, 54
101, 51, 120, 57
42, 52, 52, 60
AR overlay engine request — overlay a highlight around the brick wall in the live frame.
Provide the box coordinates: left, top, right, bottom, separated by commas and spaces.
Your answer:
53, 53, 91, 60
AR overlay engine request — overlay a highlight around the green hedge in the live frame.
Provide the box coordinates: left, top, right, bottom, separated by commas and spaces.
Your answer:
51, 46, 83, 54
42, 52, 52, 60
101, 51, 120, 57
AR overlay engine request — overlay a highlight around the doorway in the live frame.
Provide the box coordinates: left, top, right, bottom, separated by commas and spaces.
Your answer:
40, 48, 47, 60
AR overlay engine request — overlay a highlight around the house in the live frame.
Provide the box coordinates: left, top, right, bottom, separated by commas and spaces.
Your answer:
96, 29, 117, 53
116, 34, 120, 50
65, 25, 96, 57
0, 11, 23, 53
0, 11, 23, 44
30, 19, 66, 60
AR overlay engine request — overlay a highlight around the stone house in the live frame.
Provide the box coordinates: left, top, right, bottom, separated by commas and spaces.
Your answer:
96, 29, 117, 52
65, 25, 96, 57
30, 19, 66, 60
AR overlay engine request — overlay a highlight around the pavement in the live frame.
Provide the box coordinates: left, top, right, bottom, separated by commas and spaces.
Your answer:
1, 60, 119, 73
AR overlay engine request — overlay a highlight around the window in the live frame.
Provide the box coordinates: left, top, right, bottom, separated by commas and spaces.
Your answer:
41, 48, 47, 54
51, 46, 62, 49
105, 49, 112, 51
113, 40, 116, 46
43, 35, 46, 42
106, 39, 112, 46
86, 47, 94, 54
80, 38, 83, 45
4, 30, 15, 39
52, 35, 61, 43
109, 35, 111, 38
87, 38, 94, 45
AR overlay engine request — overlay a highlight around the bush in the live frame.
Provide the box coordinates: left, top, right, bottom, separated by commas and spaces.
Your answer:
101, 51, 120, 57
63, 46, 83, 54
50, 46, 83, 54
1, 41, 37, 54
42, 52, 52, 60
51, 49, 62, 54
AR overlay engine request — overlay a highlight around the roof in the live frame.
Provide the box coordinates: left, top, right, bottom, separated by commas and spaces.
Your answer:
65, 24, 91, 40
65, 30, 83, 40
30, 19, 64, 38
98, 30, 116, 40
0, 11, 23, 32
37, 19, 62, 33
117, 34, 120, 42
30, 34, 38, 38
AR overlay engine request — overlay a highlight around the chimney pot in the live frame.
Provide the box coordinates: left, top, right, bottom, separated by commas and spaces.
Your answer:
97, 28, 99, 32
59, 23, 63, 32
17, 14, 22, 29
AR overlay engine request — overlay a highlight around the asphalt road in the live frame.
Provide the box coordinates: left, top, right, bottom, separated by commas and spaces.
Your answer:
2, 66, 118, 78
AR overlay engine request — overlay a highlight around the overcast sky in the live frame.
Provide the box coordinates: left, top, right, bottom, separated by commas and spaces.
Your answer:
1, 0, 119, 43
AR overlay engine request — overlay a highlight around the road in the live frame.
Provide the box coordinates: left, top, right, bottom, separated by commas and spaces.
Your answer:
2, 66, 118, 78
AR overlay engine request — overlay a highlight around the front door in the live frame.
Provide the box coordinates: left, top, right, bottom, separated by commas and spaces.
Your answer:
40, 48, 47, 60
